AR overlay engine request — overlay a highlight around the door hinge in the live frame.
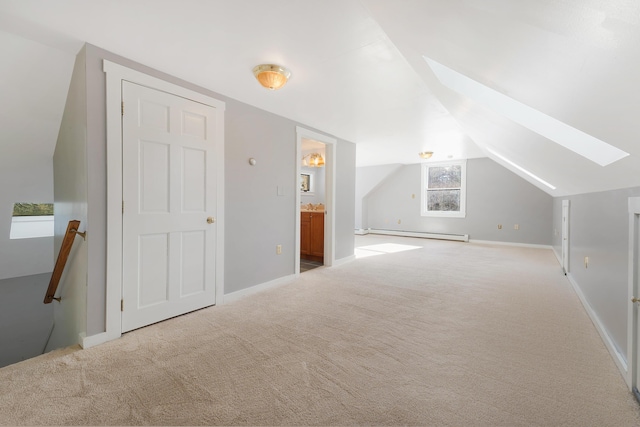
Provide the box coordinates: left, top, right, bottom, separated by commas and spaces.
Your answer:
121, 299, 124, 312
121, 101, 124, 116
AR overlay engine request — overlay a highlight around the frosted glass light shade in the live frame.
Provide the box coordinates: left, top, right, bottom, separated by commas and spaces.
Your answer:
301, 153, 325, 167
312, 153, 325, 167
253, 64, 291, 90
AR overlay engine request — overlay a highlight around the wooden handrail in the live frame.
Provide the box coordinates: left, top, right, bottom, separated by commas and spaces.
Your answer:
44, 220, 86, 304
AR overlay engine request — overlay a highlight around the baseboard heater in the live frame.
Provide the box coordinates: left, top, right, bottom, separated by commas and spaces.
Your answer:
358, 228, 469, 242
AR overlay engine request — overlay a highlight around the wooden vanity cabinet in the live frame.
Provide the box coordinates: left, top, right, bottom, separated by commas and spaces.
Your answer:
300, 211, 324, 263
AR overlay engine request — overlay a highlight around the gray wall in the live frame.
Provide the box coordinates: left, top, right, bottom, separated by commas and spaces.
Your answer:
84, 46, 109, 336
223, 90, 355, 292
70, 44, 355, 337
0, 273, 53, 367
335, 140, 356, 260
355, 164, 402, 230
552, 187, 640, 361
224, 102, 299, 292
0, 157, 54, 280
366, 158, 553, 244
49, 46, 89, 349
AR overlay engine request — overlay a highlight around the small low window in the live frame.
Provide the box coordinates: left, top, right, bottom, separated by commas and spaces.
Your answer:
421, 161, 466, 218
10, 203, 54, 239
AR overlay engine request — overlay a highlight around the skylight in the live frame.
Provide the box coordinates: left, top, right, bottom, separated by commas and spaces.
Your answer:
485, 148, 556, 190
424, 57, 629, 167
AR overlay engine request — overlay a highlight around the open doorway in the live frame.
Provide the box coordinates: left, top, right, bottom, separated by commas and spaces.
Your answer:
627, 197, 640, 396
295, 127, 336, 276
300, 139, 326, 272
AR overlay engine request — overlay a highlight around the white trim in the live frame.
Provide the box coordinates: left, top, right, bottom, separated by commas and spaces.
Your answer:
78, 332, 111, 349
104, 61, 226, 110
566, 272, 628, 379
469, 239, 552, 250
552, 246, 562, 266
223, 274, 296, 304
369, 228, 469, 242
626, 197, 640, 389
104, 60, 225, 344
10, 215, 54, 239
360, 230, 550, 248
104, 61, 124, 344
332, 254, 356, 266
295, 127, 337, 274
561, 199, 570, 274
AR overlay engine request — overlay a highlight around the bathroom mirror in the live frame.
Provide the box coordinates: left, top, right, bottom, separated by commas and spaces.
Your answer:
300, 171, 315, 196
300, 173, 310, 192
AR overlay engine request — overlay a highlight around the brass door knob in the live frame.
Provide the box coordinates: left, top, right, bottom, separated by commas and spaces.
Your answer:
632, 297, 640, 303
207, 217, 215, 224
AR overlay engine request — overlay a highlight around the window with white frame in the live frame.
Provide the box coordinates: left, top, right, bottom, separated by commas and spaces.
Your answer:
10, 203, 54, 239
421, 160, 466, 217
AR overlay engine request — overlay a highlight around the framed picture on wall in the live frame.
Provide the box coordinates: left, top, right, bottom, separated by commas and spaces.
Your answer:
300, 174, 310, 192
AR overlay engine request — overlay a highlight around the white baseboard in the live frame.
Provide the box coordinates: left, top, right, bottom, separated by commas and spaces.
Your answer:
79, 331, 115, 349
552, 247, 562, 266
469, 239, 552, 250
79, 274, 301, 348
333, 254, 356, 266
223, 274, 296, 304
566, 273, 628, 378
367, 228, 469, 242
355, 229, 369, 235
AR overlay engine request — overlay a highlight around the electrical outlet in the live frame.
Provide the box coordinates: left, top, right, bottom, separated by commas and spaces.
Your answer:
514, 224, 519, 230
276, 245, 282, 255
398, 219, 401, 224
497, 224, 502, 229
584, 256, 589, 268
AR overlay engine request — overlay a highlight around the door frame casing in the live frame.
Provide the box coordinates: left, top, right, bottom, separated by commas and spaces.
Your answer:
103, 60, 225, 342
627, 197, 640, 390
561, 199, 570, 274
295, 126, 337, 275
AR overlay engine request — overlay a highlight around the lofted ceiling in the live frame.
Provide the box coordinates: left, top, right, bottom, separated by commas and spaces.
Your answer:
0, 0, 638, 197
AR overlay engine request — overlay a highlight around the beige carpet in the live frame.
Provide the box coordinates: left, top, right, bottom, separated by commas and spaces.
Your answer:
1, 235, 639, 426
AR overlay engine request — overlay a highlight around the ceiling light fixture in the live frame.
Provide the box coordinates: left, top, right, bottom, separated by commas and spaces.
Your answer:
252, 64, 291, 90
302, 153, 325, 167
419, 151, 433, 159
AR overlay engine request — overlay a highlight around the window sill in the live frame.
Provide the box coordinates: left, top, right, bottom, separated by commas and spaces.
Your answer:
421, 211, 466, 218
10, 216, 54, 239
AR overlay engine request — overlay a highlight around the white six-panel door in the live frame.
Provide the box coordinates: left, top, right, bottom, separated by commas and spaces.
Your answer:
121, 81, 217, 332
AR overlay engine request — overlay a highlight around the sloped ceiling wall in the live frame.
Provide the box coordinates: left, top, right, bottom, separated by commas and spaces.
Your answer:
0, 29, 73, 279
0, 0, 638, 209
362, 0, 640, 197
